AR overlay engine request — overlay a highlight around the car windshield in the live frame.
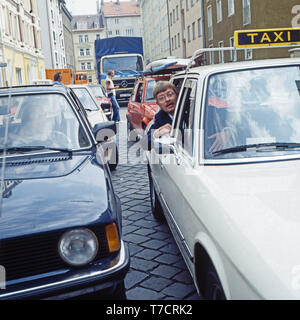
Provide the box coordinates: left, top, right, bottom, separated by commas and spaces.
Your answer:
102, 55, 144, 74
204, 65, 300, 159
89, 85, 105, 98
72, 88, 99, 111
145, 80, 160, 102
0, 93, 91, 153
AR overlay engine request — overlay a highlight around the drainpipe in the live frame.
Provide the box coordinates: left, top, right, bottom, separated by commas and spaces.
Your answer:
201, 0, 207, 64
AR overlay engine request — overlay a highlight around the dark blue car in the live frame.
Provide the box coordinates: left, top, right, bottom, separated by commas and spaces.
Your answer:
0, 85, 129, 300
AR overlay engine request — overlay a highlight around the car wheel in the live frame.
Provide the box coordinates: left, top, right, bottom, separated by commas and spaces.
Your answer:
148, 166, 165, 222
204, 261, 226, 300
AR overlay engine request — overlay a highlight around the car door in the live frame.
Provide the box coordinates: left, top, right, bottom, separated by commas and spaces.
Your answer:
158, 78, 199, 270
130, 82, 144, 129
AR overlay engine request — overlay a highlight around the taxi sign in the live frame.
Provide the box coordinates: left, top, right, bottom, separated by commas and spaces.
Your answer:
234, 28, 300, 48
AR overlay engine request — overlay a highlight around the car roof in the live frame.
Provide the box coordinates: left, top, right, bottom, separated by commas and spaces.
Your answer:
175, 57, 300, 77
0, 85, 69, 95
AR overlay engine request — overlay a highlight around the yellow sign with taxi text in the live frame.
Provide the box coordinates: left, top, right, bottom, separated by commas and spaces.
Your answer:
234, 28, 300, 48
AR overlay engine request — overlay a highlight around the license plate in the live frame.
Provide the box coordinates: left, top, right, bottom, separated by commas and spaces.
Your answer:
120, 94, 131, 98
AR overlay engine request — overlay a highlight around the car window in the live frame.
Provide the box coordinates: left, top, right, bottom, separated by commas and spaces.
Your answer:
145, 80, 158, 102
72, 88, 99, 111
135, 83, 144, 103
0, 93, 91, 151
204, 65, 300, 159
173, 79, 197, 156
89, 85, 105, 98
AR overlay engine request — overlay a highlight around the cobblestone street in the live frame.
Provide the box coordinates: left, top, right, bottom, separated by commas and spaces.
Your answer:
110, 111, 202, 300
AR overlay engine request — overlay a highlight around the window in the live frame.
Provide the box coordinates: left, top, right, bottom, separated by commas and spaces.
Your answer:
244, 48, 252, 60
209, 45, 214, 64
135, 83, 144, 103
187, 25, 191, 42
96, 34, 101, 40
228, 0, 235, 16
197, 18, 202, 37
174, 79, 197, 156
87, 62, 92, 70
192, 22, 196, 40
16, 68, 22, 85
81, 62, 86, 70
116, 29, 120, 35
243, 0, 251, 25
84, 35, 89, 43
207, 5, 213, 41
78, 35, 83, 43
86, 48, 91, 56
79, 49, 84, 56
216, 0, 222, 22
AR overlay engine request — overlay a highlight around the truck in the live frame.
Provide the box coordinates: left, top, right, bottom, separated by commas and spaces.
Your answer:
95, 36, 144, 105
45, 69, 88, 85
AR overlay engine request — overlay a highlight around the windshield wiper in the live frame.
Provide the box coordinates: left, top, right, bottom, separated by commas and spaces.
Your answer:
212, 142, 300, 156
0, 146, 73, 154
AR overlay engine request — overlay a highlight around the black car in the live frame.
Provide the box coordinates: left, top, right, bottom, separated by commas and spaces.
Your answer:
0, 85, 129, 300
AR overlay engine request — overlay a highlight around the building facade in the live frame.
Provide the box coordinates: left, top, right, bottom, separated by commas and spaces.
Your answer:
203, 0, 300, 64
140, 0, 170, 65
61, 0, 74, 70
0, 0, 45, 86
37, 0, 66, 69
72, 14, 106, 83
99, 0, 142, 38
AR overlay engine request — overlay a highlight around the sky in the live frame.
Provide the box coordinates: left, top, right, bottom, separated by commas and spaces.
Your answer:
65, 0, 129, 16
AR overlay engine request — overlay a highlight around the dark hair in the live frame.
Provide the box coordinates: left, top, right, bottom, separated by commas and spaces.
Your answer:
153, 81, 177, 99
54, 72, 62, 82
107, 70, 114, 76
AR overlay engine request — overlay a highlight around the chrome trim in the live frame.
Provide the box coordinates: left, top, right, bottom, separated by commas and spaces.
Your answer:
0, 241, 127, 299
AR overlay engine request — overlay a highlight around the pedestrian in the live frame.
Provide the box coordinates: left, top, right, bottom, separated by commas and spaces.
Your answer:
53, 72, 63, 85
142, 81, 178, 150
106, 70, 121, 122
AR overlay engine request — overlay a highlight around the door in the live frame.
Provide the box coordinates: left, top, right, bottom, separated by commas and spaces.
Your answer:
158, 78, 198, 269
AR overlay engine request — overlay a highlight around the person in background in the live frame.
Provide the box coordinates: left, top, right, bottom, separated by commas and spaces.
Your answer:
142, 81, 178, 150
53, 72, 63, 85
106, 70, 121, 122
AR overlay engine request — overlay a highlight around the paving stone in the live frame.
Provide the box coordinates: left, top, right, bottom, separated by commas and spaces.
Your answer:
162, 283, 196, 299
140, 277, 172, 292
124, 233, 149, 244
130, 257, 159, 272
127, 212, 146, 221
173, 270, 194, 284
155, 253, 181, 265
135, 248, 162, 260
160, 243, 180, 255
122, 225, 139, 235
134, 228, 156, 236
142, 239, 166, 250
124, 270, 148, 290
134, 219, 161, 228
149, 232, 171, 241
151, 265, 181, 279
127, 243, 144, 256
126, 287, 165, 300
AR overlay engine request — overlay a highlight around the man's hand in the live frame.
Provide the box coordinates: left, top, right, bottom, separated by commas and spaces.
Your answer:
154, 123, 172, 138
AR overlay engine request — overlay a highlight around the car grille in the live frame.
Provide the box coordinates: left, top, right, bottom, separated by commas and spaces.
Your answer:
113, 78, 136, 89
0, 225, 110, 282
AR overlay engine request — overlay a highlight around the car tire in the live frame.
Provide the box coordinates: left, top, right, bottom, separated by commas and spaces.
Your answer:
148, 166, 165, 222
204, 261, 226, 300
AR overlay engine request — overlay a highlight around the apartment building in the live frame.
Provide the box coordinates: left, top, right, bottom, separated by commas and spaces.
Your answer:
37, 0, 66, 69
169, 0, 204, 59
0, 28, 4, 86
0, 0, 45, 86
140, 0, 170, 64
99, 0, 142, 38
61, 0, 74, 70
72, 14, 106, 83
203, 0, 300, 64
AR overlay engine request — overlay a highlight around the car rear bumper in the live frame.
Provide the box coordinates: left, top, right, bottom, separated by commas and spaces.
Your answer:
0, 241, 130, 300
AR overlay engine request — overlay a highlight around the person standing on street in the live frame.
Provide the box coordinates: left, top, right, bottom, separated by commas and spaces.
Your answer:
53, 72, 63, 85
106, 70, 121, 122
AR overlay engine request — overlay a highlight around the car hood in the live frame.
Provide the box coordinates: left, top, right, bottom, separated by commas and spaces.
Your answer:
0, 152, 109, 239
199, 159, 300, 299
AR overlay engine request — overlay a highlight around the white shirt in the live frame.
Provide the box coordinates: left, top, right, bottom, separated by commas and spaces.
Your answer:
106, 77, 116, 96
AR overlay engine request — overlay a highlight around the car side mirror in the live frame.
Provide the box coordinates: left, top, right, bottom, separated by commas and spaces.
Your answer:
93, 121, 116, 143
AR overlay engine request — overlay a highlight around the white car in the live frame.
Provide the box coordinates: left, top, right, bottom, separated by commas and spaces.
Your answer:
147, 57, 300, 299
70, 85, 118, 170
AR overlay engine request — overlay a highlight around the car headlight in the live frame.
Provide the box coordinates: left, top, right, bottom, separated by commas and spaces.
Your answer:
58, 229, 99, 266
